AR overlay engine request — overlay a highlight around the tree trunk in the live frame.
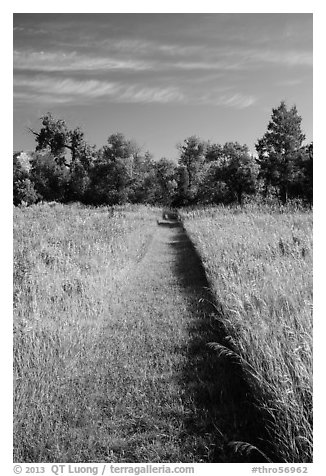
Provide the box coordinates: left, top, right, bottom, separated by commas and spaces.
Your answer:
280, 184, 288, 204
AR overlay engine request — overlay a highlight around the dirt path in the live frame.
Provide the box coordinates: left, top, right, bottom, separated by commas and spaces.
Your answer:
105, 220, 268, 463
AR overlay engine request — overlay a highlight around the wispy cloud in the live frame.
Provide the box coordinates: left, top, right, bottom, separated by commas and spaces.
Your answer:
214, 93, 257, 108
194, 89, 257, 108
14, 39, 312, 77
242, 48, 312, 67
13, 14, 312, 159
14, 74, 256, 109
173, 60, 243, 71
13, 22, 309, 112
14, 76, 184, 105
14, 50, 153, 72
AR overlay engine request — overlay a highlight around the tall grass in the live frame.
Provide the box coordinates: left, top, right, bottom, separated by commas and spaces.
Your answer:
13, 203, 159, 462
181, 205, 313, 462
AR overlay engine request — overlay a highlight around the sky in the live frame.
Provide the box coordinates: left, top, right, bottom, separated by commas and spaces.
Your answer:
13, 13, 313, 160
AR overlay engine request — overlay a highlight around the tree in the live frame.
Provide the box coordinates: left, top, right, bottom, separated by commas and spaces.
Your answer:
205, 142, 223, 162
177, 135, 206, 201
199, 142, 259, 205
13, 153, 39, 205
89, 133, 140, 205
256, 101, 306, 203
128, 151, 156, 203
221, 142, 259, 204
30, 151, 70, 202
153, 157, 177, 205
291, 142, 313, 205
101, 132, 140, 163
173, 165, 190, 206
67, 142, 97, 202
29, 113, 98, 203
29, 113, 71, 165
29, 113, 97, 170
14, 178, 39, 206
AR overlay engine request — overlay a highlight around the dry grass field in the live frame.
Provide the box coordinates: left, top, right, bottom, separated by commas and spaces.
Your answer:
181, 204, 313, 462
14, 203, 159, 462
13, 202, 312, 463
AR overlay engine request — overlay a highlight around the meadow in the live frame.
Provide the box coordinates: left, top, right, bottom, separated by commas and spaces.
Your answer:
13, 202, 313, 463
181, 204, 313, 462
14, 203, 160, 462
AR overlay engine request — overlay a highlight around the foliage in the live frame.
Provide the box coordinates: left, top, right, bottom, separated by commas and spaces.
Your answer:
292, 143, 313, 205
152, 157, 177, 205
88, 133, 135, 205
14, 178, 39, 206
256, 101, 306, 203
197, 161, 230, 204
215, 142, 259, 204
177, 135, 206, 202
14, 106, 312, 207
33, 113, 70, 158
127, 151, 156, 203
30, 151, 70, 202
205, 142, 223, 162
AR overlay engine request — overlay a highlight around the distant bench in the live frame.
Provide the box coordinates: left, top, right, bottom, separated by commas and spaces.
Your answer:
162, 209, 180, 221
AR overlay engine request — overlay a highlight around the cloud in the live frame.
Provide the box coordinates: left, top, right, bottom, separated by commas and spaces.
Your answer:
13, 50, 153, 73
13, 76, 184, 105
14, 74, 256, 110
14, 38, 312, 79
244, 48, 312, 67
173, 60, 242, 71
215, 93, 257, 108
194, 89, 256, 108
13, 48, 240, 75
116, 85, 185, 104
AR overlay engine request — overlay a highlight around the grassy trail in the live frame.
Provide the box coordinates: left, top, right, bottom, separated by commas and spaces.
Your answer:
14, 207, 270, 463
99, 221, 214, 462
101, 221, 264, 463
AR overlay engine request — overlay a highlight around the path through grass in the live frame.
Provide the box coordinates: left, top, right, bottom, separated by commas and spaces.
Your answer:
14, 204, 265, 463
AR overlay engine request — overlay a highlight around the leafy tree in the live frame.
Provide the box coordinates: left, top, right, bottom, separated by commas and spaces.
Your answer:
303, 142, 313, 204
291, 142, 313, 205
199, 142, 259, 204
67, 142, 97, 202
205, 142, 223, 162
29, 113, 97, 168
153, 157, 177, 205
14, 178, 39, 206
29, 113, 98, 202
68, 160, 91, 201
129, 151, 158, 204
256, 101, 306, 203
221, 142, 259, 204
29, 113, 71, 164
89, 133, 140, 205
101, 132, 138, 162
197, 161, 229, 204
173, 165, 190, 206
128, 151, 156, 203
177, 135, 206, 201
30, 151, 70, 202
13, 154, 39, 205
14, 153, 29, 181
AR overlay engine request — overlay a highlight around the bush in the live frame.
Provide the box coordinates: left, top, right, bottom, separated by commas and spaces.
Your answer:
14, 178, 40, 206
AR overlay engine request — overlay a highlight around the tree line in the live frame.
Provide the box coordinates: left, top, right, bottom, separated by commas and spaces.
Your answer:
13, 101, 312, 208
